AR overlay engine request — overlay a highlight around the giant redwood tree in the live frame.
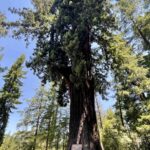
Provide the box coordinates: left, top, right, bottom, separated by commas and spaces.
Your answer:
5, 0, 150, 149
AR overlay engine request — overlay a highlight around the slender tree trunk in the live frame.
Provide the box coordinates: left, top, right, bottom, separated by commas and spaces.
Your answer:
68, 79, 101, 150
63, 140, 65, 150
54, 105, 59, 150
132, 19, 150, 47
118, 96, 124, 127
33, 114, 40, 150
33, 103, 42, 150
45, 117, 51, 150
56, 134, 60, 150
0, 101, 8, 145
63, 127, 68, 150
96, 99, 105, 150
96, 99, 103, 129
136, 26, 150, 47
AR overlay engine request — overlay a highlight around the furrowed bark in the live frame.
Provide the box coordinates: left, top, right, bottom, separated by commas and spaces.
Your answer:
68, 79, 101, 150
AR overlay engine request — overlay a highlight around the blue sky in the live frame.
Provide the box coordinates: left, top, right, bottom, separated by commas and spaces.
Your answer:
0, 0, 40, 134
0, 0, 115, 134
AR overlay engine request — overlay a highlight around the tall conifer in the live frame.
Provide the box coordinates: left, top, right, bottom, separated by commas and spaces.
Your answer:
0, 55, 25, 145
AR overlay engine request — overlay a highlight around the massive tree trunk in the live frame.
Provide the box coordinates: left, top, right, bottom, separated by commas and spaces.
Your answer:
68, 79, 101, 150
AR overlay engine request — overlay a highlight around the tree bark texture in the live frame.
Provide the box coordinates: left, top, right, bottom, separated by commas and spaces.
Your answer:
68, 79, 102, 150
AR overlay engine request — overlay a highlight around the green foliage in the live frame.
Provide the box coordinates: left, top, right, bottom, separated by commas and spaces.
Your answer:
4, 0, 150, 148
0, 132, 37, 150
112, 0, 150, 134
102, 109, 121, 150
0, 12, 7, 73
107, 34, 150, 129
17, 85, 69, 150
135, 12, 150, 49
0, 13, 7, 37
137, 101, 150, 134
118, 0, 150, 49
0, 55, 25, 145
101, 109, 140, 150
136, 101, 150, 148
0, 51, 6, 74
15, 131, 39, 150
0, 134, 19, 150
8, 0, 116, 100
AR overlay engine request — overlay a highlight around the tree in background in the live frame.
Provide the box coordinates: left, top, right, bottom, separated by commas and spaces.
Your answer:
118, 0, 150, 49
0, 132, 37, 150
17, 86, 51, 150
136, 101, 150, 149
17, 85, 69, 150
113, 1, 150, 147
0, 55, 25, 145
101, 108, 141, 150
0, 12, 7, 37
0, 12, 7, 74
0, 134, 19, 150
102, 109, 122, 150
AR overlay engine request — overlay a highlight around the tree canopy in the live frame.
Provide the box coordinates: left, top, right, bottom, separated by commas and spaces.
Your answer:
0, 0, 150, 149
